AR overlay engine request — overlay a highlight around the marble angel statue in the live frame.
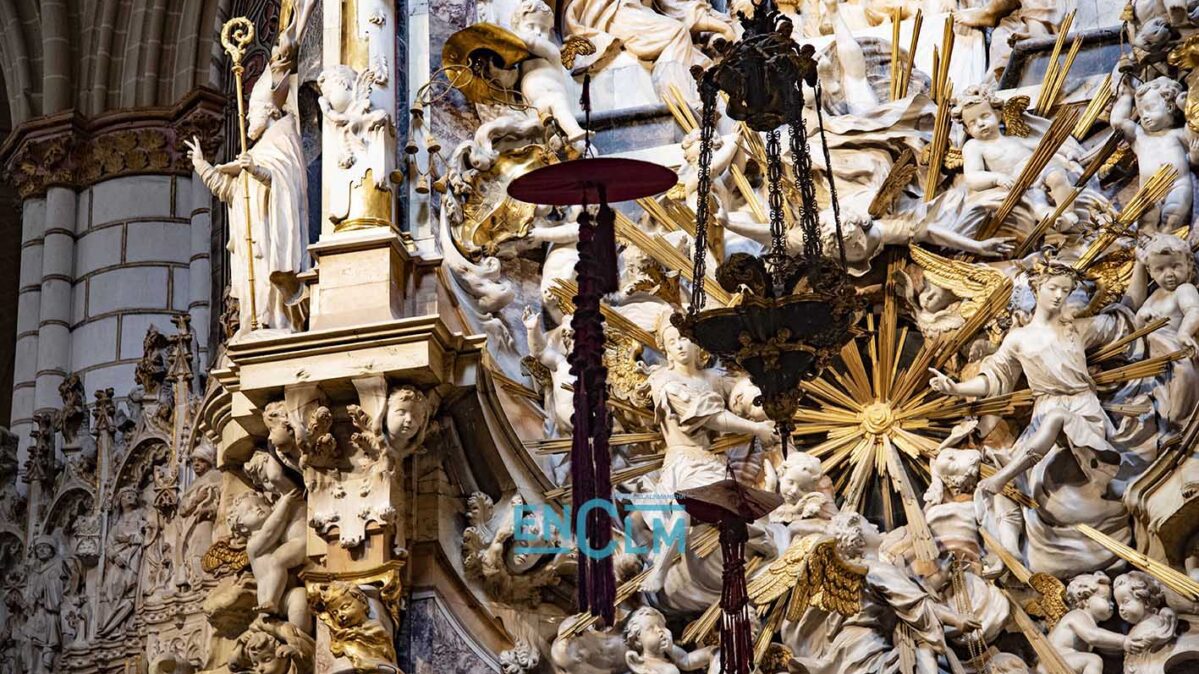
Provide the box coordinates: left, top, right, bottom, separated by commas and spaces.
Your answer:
952, 85, 1083, 237
1113, 571, 1199, 674
1045, 573, 1138, 674
228, 615, 315, 674
755, 512, 975, 674
1119, 232, 1199, 435
528, 205, 582, 324
511, 0, 589, 145
234, 450, 310, 629
639, 318, 776, 602
930, 258, 1134, 576
623, 606, 714, 674
185, 61, 307, 334
1111, 77, 1199, 236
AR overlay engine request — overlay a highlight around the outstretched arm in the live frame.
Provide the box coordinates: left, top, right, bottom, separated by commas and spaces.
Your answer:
670, 644, 715, 671
1110, 83, 1138, 142
705, 410, 775, 444
1073, 616, 1131, 653
247, 491, 299, 557
921, 224, 1015, 258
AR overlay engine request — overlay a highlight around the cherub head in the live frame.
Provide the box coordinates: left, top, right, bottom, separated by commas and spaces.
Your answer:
512, 0, 554, 34
918, 281, 959, 314
317, 65, 357, 114
778, 451, 824, 504
1137, 232, 1194, 291
1113, 571, 1166, 624
262, 400, 296, 454
820, 208, 872, 273
229, 617, 314, 674
923, 448, 982, 505
1065, 572, 1114, 620
681, 127, 726, 165
227, 491, 271, 538
828, 511, 870, 560
728, 376, 767, 422
1133, 18, 1174, 61
318, 581, 372, 628
385, 385, 432, 449
952, 85, 1005, 141
624, 606, 674, 658
244, 450, 294, 495
1135, 77, 1185, 133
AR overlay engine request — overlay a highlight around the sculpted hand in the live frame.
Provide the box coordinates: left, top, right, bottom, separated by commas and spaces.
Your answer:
952, 612, 982, 632
183, 136, 205, 165
753, 420, 777, 445
995, 176, 1015, 190
521, 305, 540, 331
927, 368, 959, 396
978, 237, 1015, 257
1182, 333, 1198, 354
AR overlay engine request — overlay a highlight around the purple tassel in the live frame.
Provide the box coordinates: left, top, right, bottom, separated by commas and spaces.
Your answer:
719, 520, 752, 674
569, 206, 616, 625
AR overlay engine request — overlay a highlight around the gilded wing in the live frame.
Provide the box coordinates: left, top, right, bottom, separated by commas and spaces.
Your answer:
1002, 95, 1032, 137
747, 533, 821, 606
747, 535, 865, 621
560, 36, 596, 70
1025, 572, 1069, 629
202, 538, 250, 577
786, 538, 866, 620
868, 148, 918, 219
909, 245, 1009, 319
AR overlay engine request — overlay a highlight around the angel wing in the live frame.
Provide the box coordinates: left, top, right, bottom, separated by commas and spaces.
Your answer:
1002, 95, 1032, 137
202, 538, 250, 577
909, 244, 1009, 320
747, 534, 866, 621
868, 148, 918, 218
560, 36, 596, 70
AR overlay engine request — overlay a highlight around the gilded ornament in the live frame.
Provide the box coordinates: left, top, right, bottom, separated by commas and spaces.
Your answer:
441, 23, 533, 105
309, 580, 397, 672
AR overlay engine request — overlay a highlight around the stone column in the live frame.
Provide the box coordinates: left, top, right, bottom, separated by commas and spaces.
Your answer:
33, 186, 75, 415
11, 198, 45, 452
187, 175, 212, 369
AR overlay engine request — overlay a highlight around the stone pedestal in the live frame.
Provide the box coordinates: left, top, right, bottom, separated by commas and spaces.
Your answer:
308, 229, 412, 331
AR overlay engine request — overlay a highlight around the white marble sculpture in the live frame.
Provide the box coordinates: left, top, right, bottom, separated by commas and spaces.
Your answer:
511, 0, 588, 145
318, 62, 390, 169
1046, 573, 1131, 674
623, 606, 714, 674
186, 67, 308, 334
1111, 77, 1199, 235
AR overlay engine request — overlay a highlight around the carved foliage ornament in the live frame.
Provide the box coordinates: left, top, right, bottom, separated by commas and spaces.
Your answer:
0, 92, 224, 199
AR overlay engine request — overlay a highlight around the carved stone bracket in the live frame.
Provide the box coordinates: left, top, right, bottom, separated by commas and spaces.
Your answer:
0, 87, 225, 199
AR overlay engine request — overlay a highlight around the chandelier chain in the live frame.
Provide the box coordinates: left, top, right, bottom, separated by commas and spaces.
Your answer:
689, 75, 720, 315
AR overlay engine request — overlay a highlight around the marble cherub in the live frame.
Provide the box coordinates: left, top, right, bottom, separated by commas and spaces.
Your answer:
953, 85, 1081, 233
623, 606, 714, 674
1114, 571, 1179, 674
226, 487, 309, 628
1111, 77, 1199, 236
317, 63, 390, 169
1045, 572, 1138, 674
512, 0, 589, 145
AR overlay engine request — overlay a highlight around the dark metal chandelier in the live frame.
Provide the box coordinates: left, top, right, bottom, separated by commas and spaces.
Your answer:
672, 1, 860, 456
